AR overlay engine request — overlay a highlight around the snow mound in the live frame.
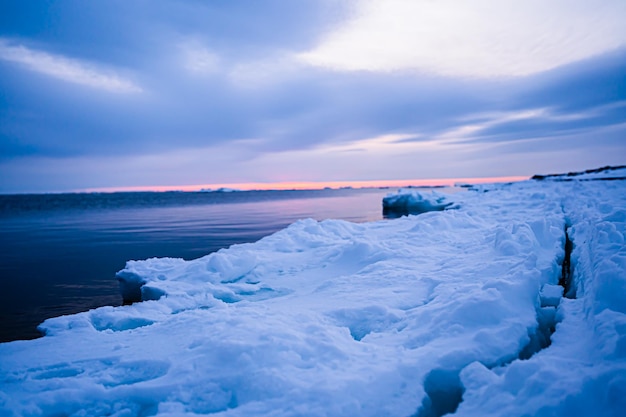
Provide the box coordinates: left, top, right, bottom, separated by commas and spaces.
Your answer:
382, 189, 453, 217
0, 178, 625, 416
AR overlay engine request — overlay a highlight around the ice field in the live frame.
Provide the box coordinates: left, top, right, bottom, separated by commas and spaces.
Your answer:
1, 168, 625, 417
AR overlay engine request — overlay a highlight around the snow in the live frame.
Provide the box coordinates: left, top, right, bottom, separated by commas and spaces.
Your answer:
1, 171, 625, 417
532, 165, 626, 181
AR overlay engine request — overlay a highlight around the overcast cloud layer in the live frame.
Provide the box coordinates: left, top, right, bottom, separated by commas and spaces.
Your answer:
1, 0, 625, 193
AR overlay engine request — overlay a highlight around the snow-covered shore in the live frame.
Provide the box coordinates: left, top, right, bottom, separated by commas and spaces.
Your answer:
1, 170, 625, 417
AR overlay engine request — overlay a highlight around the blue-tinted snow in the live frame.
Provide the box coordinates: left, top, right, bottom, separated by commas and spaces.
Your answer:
0, 173, 625, 417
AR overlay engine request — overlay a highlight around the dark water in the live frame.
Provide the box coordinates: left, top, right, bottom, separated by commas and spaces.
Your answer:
0, 188, 397, 342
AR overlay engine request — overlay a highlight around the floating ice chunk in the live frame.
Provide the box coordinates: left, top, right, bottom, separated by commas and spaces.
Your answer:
382, 189, 453, 217
540, 284, 564, 307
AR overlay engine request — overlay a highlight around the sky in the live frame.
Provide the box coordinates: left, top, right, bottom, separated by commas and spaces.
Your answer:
1, 0, 625, 193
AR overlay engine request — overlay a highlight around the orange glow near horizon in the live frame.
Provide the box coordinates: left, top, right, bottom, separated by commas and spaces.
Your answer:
81, 176, 529, 193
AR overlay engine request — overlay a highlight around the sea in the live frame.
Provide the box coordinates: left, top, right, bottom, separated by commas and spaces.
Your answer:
0, 187, 435, 343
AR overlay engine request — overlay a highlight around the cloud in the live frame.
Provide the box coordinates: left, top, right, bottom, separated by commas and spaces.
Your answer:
1, 1, 625, 193
179, 41, 221, 74
510, 48, 626, 112
298, 0, 626, 78
0, 38, 142, 93
427, 103, 626, 147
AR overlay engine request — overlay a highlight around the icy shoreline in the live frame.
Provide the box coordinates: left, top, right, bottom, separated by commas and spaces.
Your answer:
1, 171, 625, 416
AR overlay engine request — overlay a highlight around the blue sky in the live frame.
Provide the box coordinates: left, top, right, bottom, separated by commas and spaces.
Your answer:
1, 0, 625, 193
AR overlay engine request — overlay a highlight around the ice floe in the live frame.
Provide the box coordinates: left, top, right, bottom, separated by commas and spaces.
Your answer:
382, 189, 454, 218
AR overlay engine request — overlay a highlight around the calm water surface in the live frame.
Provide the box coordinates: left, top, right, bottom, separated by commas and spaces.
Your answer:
0, 188, 407, 342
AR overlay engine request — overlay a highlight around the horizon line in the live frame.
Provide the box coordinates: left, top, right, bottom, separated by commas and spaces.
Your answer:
78, 176, 530, 194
